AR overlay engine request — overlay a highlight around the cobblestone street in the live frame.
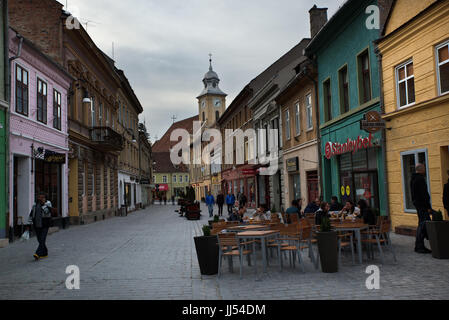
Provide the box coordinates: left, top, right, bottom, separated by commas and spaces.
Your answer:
1, 204, 448, 300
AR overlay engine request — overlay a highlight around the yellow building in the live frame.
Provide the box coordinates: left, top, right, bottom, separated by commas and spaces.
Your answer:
378, 0, 449, 230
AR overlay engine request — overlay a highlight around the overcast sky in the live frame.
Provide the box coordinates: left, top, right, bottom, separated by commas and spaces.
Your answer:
62, 0, 346, 142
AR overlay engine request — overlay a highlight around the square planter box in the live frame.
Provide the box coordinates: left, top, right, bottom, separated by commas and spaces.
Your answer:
426, 221, 449, 259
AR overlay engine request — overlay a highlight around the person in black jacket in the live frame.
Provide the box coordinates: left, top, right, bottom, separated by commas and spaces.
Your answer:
411, 163, 432, 254
216, 192, 225, 217
443, 170, 449, 217
29, 193, 52, 260
357, 199, 376, 226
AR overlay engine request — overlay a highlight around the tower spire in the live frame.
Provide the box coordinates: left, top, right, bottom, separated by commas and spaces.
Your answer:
209, 53, 213, 71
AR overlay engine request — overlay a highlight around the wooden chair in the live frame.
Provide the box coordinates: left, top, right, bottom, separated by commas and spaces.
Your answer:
361, 219, 397, 264
337, 231, 355, 266
217, 233, 255, 279
274, 224, 306, 272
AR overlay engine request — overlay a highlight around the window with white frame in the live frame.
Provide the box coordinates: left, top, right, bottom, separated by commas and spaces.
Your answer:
163, 176, 167, 183
185, 175, 189, 183
306, 94, 313, 130
173, 175, 177, 183
436, 41, 449, 95
285, 110, 291, 140
396, 60, 415, 108
179, 175, 182, 183
401, 149, 430, 213
295, 102, 300, 136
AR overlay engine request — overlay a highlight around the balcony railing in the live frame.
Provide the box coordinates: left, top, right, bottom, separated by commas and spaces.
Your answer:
90, 127, 124, 152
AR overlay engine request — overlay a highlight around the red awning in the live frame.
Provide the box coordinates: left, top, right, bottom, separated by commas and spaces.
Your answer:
158, 184, 169, 191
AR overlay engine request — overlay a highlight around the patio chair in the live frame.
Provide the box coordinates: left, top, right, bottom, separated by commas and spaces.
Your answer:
337, 231, 355, 266
276, 224, 306, 272
217, 233, 255, 279
361, 219, 397, 264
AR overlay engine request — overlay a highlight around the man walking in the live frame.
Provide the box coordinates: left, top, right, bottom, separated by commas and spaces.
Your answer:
411, 163, 432, 254
29, 193, 52, 260
239, 189, 247, 208
226, 191, 235, 216
206, 191, 215, 218
216, 192, 225, 217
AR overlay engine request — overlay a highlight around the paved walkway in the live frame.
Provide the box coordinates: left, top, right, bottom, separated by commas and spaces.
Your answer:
0, 204, 448, 300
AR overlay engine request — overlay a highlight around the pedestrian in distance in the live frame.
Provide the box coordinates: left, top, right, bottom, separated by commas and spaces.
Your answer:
239, 190, 247, 208
206, 191, 215, 218
216, 192, 225, 217
226, 191, 235, 216
411, 163, 433, 254
28, 192, 52, 261
163, 196, 167, 205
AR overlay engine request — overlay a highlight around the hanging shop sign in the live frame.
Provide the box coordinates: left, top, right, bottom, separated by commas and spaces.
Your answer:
360, 111, 386, 134
286, 157, 299, 172
34, 147, 66, 164
325, 133, 375, 160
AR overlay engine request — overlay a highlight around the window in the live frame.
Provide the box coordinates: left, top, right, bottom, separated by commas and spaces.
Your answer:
98, 102, 103, 126
323, 79, 332, 122
37, 79, 47, 123
339, 66, 349, 113
306, 94, 313, 130
81, 163, 87, 197
185, 175, 189, 183
202, 112, 205, 122
16, 65, 29, 116
53, 90, 62, 130
436, 41, 449, 95
216, 111, 220, 122
91, 97, 96, 127
106, 107, 109, 126
396, 60, 415, 108
91, 169, 95, 196
173, 175, 177, 183
295, 102, 300, 136
358, 51, 371, 104
285, 110, 291, 140
118, 102, 122, 124
271, 118, 279, 150
179, 175, 183, 183
401, 150, 430, 212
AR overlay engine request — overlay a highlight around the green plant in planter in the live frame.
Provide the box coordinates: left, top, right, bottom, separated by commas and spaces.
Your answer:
433, 210, 444, 222
213, 215, 220, 223
271, 205, 277, 213
320, 216, 332, 232
202, 225, 211, 237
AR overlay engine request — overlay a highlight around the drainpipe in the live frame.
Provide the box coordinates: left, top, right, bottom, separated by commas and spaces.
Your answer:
375, 46, 390, 218
6, 31, 24, 242
303, 62, 324, 200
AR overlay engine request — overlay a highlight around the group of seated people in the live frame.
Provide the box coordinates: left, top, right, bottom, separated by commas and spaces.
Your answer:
226, 196, 376, 227
286, 196, 376, 226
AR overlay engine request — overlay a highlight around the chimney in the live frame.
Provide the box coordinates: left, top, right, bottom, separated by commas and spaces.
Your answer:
309, 5, 328, 38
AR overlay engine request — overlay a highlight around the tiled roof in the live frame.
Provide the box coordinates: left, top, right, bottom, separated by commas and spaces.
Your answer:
152, 115, 199, 152
152, 152, 189, 174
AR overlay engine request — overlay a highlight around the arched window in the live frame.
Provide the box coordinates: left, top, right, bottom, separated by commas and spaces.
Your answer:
202, 112, 205, 122
216, 111, 220, 121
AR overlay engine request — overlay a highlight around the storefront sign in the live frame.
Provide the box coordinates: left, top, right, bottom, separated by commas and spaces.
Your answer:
241, 169, 257, 176
360, 111, 386, 134
286, 157, 299, 172
44, 150, 66, 164
140, 179, 151, 185
325, 133, 374, 160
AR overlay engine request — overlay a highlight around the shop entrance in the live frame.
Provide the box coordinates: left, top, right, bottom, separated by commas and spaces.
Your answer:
306, 171, 319, 204
35, 159, 61, 217
353, 171, 379, 210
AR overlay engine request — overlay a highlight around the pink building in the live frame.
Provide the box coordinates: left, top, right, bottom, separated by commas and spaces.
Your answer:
8, 28, 72, 235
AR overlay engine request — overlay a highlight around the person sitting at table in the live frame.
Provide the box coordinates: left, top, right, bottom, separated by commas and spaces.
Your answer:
339, 200, 360, 218
237, 205, 247, 222
315, 202, 331, 226
252, 204, 268, 221
329, 196, 344, 212
304, 198, 320, 214
285, 200, 301, 224
357, 199, 376, 225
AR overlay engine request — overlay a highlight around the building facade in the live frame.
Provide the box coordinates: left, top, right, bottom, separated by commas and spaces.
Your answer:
378, 0, 449, 228
0, 0, 9, 243
116, 69, 143, 213
277, 59, 320, 208
138, 122, 153, 208
8, 29, 72, 236
306, 0, 392, 215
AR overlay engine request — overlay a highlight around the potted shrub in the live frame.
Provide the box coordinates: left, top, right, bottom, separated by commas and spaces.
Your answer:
209, 215, 224, 227
426, 210, 449, 259
316, 216, 338, 273
194, 225, 219, 275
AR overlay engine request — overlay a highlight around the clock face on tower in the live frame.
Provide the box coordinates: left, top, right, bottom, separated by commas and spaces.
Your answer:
214, 99, 222, 108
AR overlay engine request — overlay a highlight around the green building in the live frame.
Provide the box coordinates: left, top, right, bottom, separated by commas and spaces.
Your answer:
305, 0, 391, 215
0, 0, 9, 242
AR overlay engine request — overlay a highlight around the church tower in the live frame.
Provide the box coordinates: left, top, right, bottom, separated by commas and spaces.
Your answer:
197, 55, 227, 127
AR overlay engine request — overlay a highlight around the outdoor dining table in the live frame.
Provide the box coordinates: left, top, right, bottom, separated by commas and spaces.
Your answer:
331, 221, 369, 264
236, 230, 281, 275
226, 224, 270, 232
